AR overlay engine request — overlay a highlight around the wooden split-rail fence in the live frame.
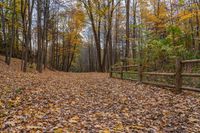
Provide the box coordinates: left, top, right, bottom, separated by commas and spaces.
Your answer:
110, 58, 200, 93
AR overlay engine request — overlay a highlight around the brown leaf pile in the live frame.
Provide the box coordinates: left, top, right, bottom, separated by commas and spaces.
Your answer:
0, 57, 200, 132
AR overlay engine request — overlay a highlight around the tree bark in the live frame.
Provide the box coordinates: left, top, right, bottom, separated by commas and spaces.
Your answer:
0, 0, 9, 64
125, 0, 130, 59
37, 0, 43, 73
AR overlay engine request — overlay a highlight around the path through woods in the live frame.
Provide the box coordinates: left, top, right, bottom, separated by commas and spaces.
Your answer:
0, 57, 200, 132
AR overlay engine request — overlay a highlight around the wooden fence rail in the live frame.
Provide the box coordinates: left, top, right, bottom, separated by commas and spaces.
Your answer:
110, 58, 200, 93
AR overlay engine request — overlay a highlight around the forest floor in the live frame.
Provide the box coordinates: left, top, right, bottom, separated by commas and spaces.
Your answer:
0, 56, 200, 133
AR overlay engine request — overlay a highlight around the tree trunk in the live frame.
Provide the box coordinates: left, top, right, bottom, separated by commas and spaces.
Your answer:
37, 0, 43, 73
125, 0, 130, 59
0, 0, 8, 64
8, 0, 16, 65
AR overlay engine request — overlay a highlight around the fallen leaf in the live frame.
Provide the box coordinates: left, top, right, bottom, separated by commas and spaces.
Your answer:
114, 123, 124, 131
188, 117, 199, 122
27, 126, 42, 130
69, 115, 80, 123
54, 128, 63, 133
0, 100, 3, 108
102, 129, 110, 133
131, 125, 145, 130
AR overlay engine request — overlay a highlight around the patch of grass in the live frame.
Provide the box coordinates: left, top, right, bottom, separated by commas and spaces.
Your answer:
15, 88, 23, 94
112, 72, 121, 78
112, 71, 138, 80
123, 71, 138, 80
143, 75, 174, 85
182, 77, 200, 88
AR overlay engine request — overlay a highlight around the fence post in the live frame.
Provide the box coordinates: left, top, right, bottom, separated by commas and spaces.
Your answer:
110, 67, 112, 78
175, 58, 182, 93
120, 66, 123, 79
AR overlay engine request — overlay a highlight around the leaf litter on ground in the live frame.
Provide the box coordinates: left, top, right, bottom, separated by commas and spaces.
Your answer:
0, 56, 200, 132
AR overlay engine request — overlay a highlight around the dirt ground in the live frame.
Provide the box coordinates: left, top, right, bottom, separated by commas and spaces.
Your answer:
0, 56, 200, 132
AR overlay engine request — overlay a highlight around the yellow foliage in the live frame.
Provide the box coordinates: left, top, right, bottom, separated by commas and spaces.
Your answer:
180, 13, 193, 21
146, 13, 160, 23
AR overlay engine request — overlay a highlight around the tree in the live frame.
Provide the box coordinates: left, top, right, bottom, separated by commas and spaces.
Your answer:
0, 0, 8, 64
81, 0, 121, 72
125, 0, 130, 59
0, 0, 199, 73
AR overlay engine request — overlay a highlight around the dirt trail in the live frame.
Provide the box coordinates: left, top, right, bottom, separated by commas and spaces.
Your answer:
0, 57, 200, 132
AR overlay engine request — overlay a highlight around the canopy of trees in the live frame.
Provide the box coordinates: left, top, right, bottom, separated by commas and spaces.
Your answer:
0, 0, 199, 72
